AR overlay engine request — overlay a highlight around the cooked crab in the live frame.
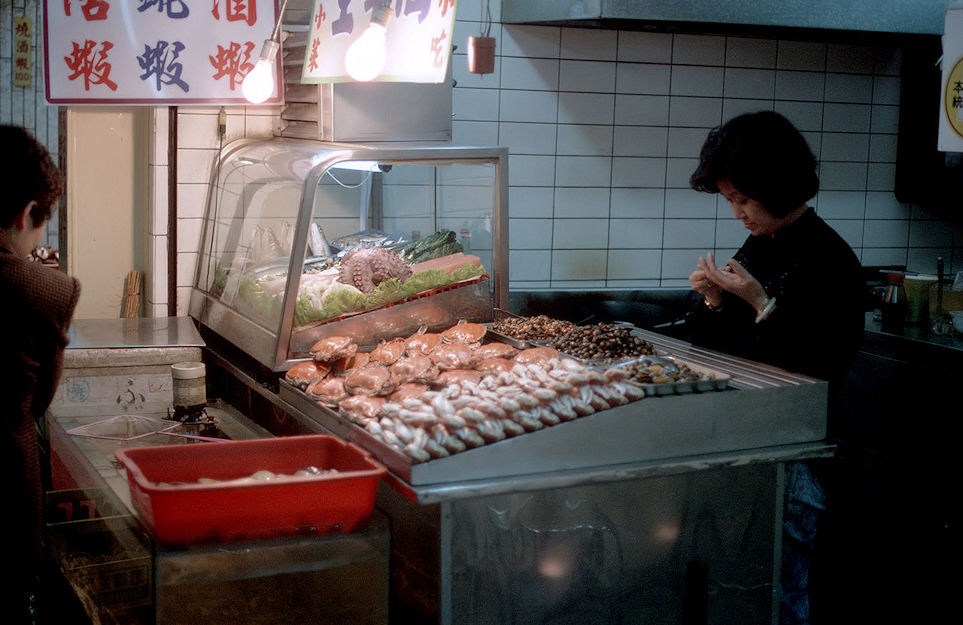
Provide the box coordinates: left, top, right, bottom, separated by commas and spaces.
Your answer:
388, 353, 438, 385
284, 361, 329, 389
306, 376, 348, 406
435, 368, 481, 387
368, 337, 408, 365
405, 326, 442, 354
344, 362, 395, 396
440, 320, 487, 344
310, 335, 358, 362
514, 347, 559, 364
339, 395, 386, 423
388, 382, 430, 402
475, 357, 514, 375
473, 341, 518, 360
429, 342, 477, 370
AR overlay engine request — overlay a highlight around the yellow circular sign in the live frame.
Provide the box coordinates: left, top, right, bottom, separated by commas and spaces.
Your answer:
946, 55, 963, 139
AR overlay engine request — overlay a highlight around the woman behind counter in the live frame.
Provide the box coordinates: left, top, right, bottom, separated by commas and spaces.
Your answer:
1, 125, 81, 624
685, 111, 865, 625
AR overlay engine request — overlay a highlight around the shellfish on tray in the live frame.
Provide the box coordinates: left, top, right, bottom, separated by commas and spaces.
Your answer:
368, 337, 408, 365
344, 362, 395, 396
440, 319, 487, 344
405, 326, 442, 354
310, 335, 358, 362
306, 376, 348, 406
389, 353, 438, 385
513, 347, 559, 364
284, 361, 329, 389
429, 342, 477, 370
339, 395, 386, 423
473, 341, 518, 360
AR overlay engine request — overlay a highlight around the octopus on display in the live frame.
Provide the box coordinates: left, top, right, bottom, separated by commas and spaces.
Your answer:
337, 247, 413, 293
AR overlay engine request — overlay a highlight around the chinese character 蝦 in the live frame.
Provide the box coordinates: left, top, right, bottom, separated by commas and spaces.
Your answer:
209, 41, 257, 89
64, 40, 118, 91
138, 40, 191, 92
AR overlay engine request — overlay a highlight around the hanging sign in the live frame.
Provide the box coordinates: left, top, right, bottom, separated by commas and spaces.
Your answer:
939, 7, 963, 150
42, 0, 281, 104
302, 0, 457, 84
14, 17, 33, 87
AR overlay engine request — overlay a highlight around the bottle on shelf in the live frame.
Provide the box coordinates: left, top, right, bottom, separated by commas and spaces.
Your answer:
880, 272, 907, 332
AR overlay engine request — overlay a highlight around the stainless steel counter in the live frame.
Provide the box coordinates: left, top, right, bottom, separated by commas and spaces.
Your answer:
67, 317, 205, 349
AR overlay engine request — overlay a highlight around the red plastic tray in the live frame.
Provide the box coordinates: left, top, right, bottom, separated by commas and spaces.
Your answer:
114, 435, 386, 545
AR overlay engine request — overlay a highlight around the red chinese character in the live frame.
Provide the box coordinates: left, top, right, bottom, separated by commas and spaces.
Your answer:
315, 2, 326, 29
211, 0, 256, 26
64, 0, 111, 21
209, 41, 257, 90
64, 40, 118, 91
430, 29, 447, 67
16, 58, 29, 69
437, 0, 454, 18
16, 40, 30, 53
15, 21, 30, 36
308, 38, 321, 72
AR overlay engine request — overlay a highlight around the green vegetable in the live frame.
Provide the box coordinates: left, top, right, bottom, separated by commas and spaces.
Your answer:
321, 288, 367, 317
449, 263, 486, 282
397, 229, 462, 263
365, 278, 408, 308
294, 296, 327, 326
401, 269, 452, 296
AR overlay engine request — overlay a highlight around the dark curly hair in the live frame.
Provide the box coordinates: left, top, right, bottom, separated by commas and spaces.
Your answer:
0, 125, 64, 228
690, 111, 818, 217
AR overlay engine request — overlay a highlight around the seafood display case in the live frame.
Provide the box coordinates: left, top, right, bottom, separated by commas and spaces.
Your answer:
190, 137, 509, 371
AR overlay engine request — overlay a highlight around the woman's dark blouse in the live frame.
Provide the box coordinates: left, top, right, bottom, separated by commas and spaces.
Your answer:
686, 207, 865, 388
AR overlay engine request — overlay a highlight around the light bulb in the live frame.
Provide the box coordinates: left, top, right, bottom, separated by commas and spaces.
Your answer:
241, 39, 279, 104
345, 22, 387, 82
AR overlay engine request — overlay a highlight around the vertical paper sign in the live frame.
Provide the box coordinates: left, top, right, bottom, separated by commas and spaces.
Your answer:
14, 17, 33, 87
42, 0, 281, 104
939, 7, 963, 150
302, 0, 457, 84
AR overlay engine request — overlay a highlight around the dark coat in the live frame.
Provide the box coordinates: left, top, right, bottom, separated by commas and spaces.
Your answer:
685, 207, 865, 389
0, 230, 80, 585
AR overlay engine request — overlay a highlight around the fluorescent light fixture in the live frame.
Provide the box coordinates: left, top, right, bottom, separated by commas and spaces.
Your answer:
345, 2, 391, 82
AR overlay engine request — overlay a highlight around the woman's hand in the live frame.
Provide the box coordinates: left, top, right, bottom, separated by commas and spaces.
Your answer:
689, 253, 724, 308
696, 253, 769, 313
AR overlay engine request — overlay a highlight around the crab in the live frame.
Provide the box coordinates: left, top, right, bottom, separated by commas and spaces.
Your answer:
475, 357, 514, 375
405, 326, 442, 354
435, 368, 481, 388
388, 382, 430, 402
338, 395, 386, 423
284, 361, 329, 390
473, 341, 518, 360
440, 320, 488, 344
310, 335, 358, 362
429, 342, 477, 370
343, 362, 395, 396
368, 337, 408, 365
388, 353, 438, 385
306, 376, 348, 406
513, 347, 559, 365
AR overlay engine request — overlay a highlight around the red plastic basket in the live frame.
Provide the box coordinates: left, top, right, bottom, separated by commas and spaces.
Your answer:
114, 435, 386, 545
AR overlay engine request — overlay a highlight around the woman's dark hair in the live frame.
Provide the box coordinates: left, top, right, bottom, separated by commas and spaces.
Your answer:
690, 111, 818, 217
0, 125, 64, 228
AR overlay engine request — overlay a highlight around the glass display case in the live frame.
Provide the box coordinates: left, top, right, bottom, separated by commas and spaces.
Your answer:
190, 137, 509, 370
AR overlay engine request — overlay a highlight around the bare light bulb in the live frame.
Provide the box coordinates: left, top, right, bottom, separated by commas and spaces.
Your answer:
345, 22, 387, 82
345, 4, 391, 82
242, 39, 279, 104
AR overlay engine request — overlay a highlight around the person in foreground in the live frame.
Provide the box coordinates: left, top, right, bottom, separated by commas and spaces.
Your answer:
685, 111, 864, 624
1, 125, 81, 624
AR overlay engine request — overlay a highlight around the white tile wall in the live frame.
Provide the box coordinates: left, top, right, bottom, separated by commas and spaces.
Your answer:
118, 15, 963, 310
